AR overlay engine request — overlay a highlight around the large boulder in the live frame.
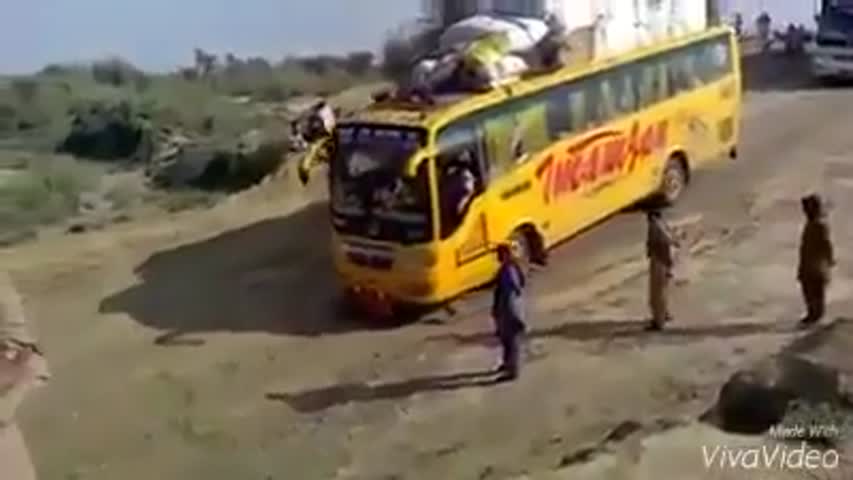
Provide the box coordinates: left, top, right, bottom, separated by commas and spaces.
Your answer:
149, 129, 287, 191
57, 103, 152, 163
714, 354, 843, 435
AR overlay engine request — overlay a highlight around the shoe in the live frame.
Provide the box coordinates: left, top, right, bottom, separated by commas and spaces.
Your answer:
645, 322, 664, 332
496, 370, 518, 383
799, 316, 820, 328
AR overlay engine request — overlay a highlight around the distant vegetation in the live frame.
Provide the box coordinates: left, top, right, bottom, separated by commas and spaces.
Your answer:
0, 47, 384, 246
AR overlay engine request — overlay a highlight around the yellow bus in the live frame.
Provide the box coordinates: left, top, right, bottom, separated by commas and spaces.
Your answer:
313, 26, 741, 317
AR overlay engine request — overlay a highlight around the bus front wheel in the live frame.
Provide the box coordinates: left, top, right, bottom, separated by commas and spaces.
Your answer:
657, 156, 689, 206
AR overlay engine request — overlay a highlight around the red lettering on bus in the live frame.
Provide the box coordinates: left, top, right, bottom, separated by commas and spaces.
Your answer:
601, 137, 627, 174
535, 120, 669, 204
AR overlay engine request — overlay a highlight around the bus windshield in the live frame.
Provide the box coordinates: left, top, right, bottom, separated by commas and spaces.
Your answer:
330, 125, 433, 244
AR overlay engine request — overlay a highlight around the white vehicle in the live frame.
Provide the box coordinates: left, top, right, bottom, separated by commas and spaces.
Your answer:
812, 0, 853, 80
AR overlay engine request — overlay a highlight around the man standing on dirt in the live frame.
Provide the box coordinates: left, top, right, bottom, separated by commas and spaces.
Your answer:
797, 194, 835, 327
491, 243, 527, 382
756, 12, 772, 51
1, 271, 49, 480
646, 209, 678, 331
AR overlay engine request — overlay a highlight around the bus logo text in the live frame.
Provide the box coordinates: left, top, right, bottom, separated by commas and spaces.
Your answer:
536, 120, 669, 204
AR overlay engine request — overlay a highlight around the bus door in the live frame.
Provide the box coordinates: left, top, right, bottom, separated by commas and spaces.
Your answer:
435, 121, 495, 293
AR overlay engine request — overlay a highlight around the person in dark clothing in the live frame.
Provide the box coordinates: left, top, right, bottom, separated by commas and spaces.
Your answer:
646, 209, 678, 331
798, 194, 835, 327
491, 243, 527, 382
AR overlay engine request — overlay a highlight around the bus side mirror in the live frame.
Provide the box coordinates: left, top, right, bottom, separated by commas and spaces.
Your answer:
404, 150, 432, 178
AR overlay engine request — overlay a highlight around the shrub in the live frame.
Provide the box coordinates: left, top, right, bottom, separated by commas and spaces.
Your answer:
91, 58, 148, 87
11, 79, 39, 104
0, 104, 17, 133
0, 155, 100, 225
345, 52, 375, 76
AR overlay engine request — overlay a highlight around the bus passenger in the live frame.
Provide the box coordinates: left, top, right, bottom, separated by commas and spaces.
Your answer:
441, 150, 477, 232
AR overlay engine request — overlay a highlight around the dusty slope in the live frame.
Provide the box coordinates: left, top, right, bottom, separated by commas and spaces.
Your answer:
4, 53, 853, 480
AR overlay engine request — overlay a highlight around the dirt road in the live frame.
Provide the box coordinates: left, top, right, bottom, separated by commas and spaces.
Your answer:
6, 53, 853, 479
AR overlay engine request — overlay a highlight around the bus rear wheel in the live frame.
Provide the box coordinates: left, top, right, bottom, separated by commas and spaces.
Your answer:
657, 157, 688, 206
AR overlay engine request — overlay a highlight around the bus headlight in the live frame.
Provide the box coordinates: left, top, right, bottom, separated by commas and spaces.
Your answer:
399, 248, 438, 269
404, 281, 436, 297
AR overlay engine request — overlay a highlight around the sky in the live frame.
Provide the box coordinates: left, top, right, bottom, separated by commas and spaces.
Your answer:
0, 0, 818, 74
0, 0, 420, 74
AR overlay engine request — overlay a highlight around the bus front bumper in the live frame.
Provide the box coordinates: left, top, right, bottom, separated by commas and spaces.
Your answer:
811, 50, 853, 78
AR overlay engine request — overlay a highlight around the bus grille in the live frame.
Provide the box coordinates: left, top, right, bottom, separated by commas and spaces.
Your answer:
347, 252, 393, 270
817, 37, 848, 48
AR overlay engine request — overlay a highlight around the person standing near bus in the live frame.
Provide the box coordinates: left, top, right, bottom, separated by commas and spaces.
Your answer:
646, 209, 678, 331
491, 243, 527, 382
756, 12, 772, 51
798, 194, 835, 327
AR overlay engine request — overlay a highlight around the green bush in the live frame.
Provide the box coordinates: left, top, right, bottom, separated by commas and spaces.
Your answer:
0, 155, 100, 225
91, 58, 148, 88
11, 79, 39, 104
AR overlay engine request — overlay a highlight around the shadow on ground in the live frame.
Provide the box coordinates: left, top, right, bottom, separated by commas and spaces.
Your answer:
267, 370, 499, 413
425, 319, 795, 347
99, 201, 396, 340
741, 51, 853, 92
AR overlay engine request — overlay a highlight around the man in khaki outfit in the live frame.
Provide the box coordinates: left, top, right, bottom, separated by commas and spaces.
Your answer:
1, 271, 49, 480
797, 195, 835, 327
646, 209, 679, 331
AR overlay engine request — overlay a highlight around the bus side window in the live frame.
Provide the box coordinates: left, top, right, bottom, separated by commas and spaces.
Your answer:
436, 122, 487, 239
683, 46, 703, 88
616, 66, 638, 114
635, 59, 658, 108
655, 59, 671, 101
698, 37, 732, 83
597, 76, 618, 122
568, 79, 598, 131
483, 104, 518, 177
667, 51, 691, 95
510, 98, 549, 162
546, 84, 573, 140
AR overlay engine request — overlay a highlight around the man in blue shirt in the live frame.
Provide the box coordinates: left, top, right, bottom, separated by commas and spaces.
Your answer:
492, 243, 528, 382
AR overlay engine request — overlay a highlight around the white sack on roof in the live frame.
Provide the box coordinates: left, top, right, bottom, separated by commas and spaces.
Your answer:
439, 14, 550, 53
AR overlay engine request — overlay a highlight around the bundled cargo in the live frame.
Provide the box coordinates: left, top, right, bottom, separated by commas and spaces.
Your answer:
402, 0, 713, 95
438, 14, 550, 53
410, 14, 565, 93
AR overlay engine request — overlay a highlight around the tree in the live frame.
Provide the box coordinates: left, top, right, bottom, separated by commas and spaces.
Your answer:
194, 48, 218, 77
381, 26, 441, 81
345, 51, 375, 76
11, 79, 38, 104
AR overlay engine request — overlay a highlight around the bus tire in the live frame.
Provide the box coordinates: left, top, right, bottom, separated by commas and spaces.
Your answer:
656, 155, 689, 206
